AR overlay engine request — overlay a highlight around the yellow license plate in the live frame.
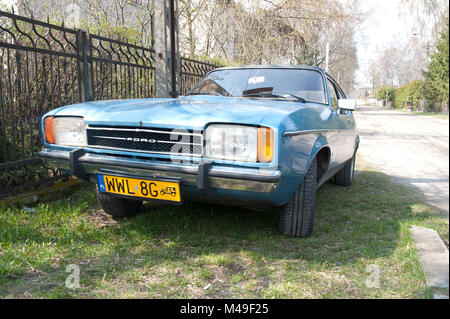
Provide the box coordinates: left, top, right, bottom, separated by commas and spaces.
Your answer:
97, 174, 181, 203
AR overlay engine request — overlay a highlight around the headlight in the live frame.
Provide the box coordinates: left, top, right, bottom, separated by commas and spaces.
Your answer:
44, 116, 86, 146
204, 124, 273, 162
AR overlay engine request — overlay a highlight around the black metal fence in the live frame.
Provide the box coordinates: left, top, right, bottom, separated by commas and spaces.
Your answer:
0, 11, 84, 196
0, 10, 221, 198
87, 34, 156, 101
180, 57, 219, 95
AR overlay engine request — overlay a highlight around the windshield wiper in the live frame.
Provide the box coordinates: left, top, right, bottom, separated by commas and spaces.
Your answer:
242, 90, 306, 103
275, 93, 306, 103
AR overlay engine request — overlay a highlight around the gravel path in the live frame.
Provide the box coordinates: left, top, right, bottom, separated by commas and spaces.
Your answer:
354, 105, 449, 215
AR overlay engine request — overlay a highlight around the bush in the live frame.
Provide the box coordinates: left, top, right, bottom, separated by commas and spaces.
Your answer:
196, 55, 230, 67
377, 20, 448, 113
376, 86, 395, 102
393, 80, 425, 109
423, 18, 449, 110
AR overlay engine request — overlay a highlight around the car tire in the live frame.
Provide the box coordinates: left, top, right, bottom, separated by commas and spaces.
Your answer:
96, 186, 143, 218
278, 157, 317, 238
333, 153, 356, 186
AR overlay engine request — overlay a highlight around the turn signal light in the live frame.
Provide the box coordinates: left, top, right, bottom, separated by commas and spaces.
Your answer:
257, 127, 274, 163
44, 116, 55, 144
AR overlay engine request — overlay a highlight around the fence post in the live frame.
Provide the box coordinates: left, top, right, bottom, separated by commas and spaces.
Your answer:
76, 30, 91, 102
154, 0, 180, 98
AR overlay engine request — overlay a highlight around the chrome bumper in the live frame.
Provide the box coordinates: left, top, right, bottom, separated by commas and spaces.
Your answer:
38, 149, 281, 193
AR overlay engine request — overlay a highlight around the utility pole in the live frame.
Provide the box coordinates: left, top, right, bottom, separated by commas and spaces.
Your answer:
380, 73, 388, 107
383, 73, 389, 107
385, 83, 389, 108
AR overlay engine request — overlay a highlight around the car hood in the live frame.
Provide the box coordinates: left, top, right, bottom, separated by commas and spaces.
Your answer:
52, 95, 309, 130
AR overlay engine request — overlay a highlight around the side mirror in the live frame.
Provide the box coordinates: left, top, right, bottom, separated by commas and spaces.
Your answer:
338, 99, 356, 111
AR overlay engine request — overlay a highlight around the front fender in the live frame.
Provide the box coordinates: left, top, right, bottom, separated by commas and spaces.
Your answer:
306, 134, 329, 174
274, 133, 330, 205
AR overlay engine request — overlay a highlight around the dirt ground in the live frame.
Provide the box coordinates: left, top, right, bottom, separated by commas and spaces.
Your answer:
353, 105, 449, 215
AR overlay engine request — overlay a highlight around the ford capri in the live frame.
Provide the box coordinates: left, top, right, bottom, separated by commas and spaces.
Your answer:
38, 65, 359, 237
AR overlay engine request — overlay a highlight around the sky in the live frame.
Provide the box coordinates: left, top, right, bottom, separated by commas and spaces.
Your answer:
354, 0, 436, 87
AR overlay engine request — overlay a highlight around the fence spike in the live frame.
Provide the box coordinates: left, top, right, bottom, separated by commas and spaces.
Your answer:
11, 5, 14, 14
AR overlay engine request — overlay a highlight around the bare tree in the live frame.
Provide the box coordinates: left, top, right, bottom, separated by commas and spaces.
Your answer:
368, 33, 432, 91
13, 0, 155, 45
401, 0, 449, 41
366, 59, 381, 92
177, 0, 364, 93
11, 0, 364, 94
178, 0, 208, 57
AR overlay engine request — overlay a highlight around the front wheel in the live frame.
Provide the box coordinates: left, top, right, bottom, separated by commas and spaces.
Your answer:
278, 157, 317, 237
96, 186, 143, 218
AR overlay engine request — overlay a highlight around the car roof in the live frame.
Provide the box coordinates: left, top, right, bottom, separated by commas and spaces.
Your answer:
214, 64, 326, 73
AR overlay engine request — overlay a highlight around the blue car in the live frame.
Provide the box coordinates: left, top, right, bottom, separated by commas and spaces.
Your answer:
39, 65, 359, 237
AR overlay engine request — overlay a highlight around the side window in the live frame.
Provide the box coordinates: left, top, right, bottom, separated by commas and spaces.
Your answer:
327, 79, 339, 111
336, 84, 346, 99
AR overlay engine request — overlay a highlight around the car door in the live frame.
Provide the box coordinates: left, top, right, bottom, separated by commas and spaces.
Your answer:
326, 77, 353, 166
333, 80, 357, 160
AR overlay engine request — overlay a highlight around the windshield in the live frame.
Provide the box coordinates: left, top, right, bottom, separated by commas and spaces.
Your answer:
189, 68, 326, 104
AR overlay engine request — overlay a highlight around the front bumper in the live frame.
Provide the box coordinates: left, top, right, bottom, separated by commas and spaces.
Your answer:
38, 148, 281, 194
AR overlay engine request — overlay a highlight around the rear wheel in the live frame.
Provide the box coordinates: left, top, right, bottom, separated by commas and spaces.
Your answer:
96, 186, 142, 218
278, 157, 317, 237
333, 153, 355, 186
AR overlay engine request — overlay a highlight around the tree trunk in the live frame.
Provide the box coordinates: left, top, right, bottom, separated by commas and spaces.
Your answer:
442, 101, 449, 115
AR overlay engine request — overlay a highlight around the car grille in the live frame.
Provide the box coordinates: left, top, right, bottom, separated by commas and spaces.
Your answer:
86, 126, 203, 157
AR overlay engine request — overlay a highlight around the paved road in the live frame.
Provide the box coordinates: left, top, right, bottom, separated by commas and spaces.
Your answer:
353, 105, 449, 214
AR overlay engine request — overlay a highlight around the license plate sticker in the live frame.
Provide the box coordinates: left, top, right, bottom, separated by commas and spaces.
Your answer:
97, 174, 181, 203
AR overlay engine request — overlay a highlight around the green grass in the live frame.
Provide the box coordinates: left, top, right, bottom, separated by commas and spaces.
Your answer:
395, 108, 449, 119
0, 156, 448, 298
362, 104, 449, 119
